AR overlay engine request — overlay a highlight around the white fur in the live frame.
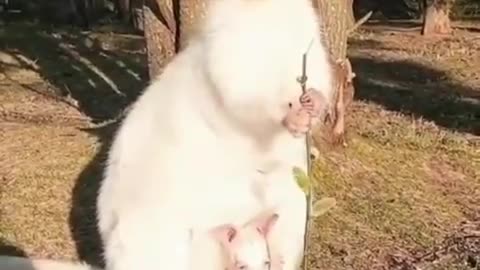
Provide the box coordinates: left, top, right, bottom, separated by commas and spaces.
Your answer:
98, 0, 333, 270
232, 240, 270, 270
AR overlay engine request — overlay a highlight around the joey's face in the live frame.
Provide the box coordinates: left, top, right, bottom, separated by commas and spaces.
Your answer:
230, 232, 271, 270
210, 212, 280, 270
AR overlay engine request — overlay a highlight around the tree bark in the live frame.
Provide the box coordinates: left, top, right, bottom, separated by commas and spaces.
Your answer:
142, 0, 211, 79
315, 0, 353, 61
178, 0, 209, 50
115, 0, 131, 21
313, 0, 357, 147
113, 0, 143, 31
143, 0, 176, 79
130, 0, 144, 32
422, 0, 453, 35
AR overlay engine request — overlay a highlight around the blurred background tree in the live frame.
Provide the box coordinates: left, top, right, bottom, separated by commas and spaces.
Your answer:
3, 0, 479, 59
422, 0, 454, 35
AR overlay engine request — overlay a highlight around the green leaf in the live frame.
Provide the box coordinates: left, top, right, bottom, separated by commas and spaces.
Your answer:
311, 197, 336, 218
292, 166, 311, 194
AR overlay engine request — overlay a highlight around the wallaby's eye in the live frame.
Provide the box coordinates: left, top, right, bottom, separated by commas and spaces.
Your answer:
288, 102, 293, 108
238, 265, 247, 270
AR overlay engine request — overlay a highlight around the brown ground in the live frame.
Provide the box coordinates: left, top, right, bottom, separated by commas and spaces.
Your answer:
0, 20, 479, 270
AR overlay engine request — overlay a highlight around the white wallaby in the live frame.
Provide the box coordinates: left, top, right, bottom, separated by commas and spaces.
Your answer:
0, 0, 333, 269
0, 211, 282, 270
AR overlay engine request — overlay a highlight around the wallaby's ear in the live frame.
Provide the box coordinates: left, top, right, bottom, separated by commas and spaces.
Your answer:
250, 211, 279, 237
210, 224, 238, 246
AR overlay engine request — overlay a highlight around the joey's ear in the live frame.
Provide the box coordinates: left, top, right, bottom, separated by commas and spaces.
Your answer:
250, 211, 279, 237
210, 224, 238, 246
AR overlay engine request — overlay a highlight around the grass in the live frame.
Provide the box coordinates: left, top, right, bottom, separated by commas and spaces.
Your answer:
0, 19, 479, 269
310, 106, 479, 269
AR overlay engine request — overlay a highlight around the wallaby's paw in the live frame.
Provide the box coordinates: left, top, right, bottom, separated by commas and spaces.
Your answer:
282, 104, 311, 137
299, 88, 327, 118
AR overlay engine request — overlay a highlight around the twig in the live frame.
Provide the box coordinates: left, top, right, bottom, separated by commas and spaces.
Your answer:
63, 84, 80, 108
297, 49, 313, 270
339, 58, 356, 82
347, 10, 373, 35
86, 104, 133, 129
13, 54, 40, 71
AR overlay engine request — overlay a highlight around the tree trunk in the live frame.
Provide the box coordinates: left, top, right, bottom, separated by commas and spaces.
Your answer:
142, 0, 211, 79
114, 0, 130, 21
315, 0, 353, 61
143, 0, 176, 79
313, 0, 357, 147
178, 0, 209, 50
130, 0, 144, 32
422, 0, 453, 35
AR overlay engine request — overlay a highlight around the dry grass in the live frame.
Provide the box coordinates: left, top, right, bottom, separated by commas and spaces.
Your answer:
0, 20, 479, 270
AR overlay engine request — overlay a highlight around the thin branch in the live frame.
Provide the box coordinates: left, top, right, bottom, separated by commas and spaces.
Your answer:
85, 103, 133, 129
347, 10, 373, 35
13, 53, 40, 71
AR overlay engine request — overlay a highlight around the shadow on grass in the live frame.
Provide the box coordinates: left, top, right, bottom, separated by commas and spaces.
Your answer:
350, 55, 480, 135
71, 123, 121, 267
348, 38, 385, 51
1, 20, 148, 266
454, 25, 480, 33
363, 19, 423, 31
0, 21, 147, 121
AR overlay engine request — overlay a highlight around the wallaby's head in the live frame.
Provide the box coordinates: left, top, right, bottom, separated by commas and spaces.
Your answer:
209, 211, 282, 270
